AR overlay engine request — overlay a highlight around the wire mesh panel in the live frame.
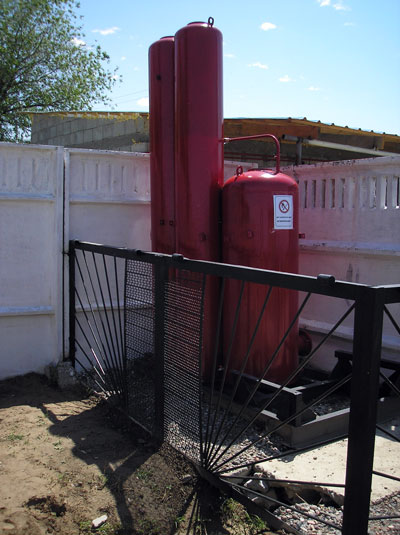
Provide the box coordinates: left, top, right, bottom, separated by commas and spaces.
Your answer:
125, 259, 156, 433
163, 269, 205, 463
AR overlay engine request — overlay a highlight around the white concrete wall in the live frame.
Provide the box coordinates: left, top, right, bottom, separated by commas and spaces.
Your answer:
0, 143, 257, 379
282, 156, 400, 368
1, 142, 399, 379
0, 143, 64, 378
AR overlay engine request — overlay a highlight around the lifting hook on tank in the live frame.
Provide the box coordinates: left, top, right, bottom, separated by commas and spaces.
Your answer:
235, 166, 243, 179
208, 17, 214, 26
223, 133, 281, 174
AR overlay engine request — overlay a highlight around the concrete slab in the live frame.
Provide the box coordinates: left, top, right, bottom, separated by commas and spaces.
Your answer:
256, 417, 400, 505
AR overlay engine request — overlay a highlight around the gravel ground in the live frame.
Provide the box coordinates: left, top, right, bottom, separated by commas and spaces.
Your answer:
274, 492, 400, 534
85, 368, 399, 535
194, 396, 400, 535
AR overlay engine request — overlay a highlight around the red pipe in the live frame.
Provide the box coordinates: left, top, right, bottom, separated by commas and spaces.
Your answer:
224, 134, 281, 174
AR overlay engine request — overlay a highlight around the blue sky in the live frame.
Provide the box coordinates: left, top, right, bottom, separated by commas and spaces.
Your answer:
76, 0, 400, 135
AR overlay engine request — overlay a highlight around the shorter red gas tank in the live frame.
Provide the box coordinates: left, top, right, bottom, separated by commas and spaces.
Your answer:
222, 167, 299, 383
149, 36, 175, 254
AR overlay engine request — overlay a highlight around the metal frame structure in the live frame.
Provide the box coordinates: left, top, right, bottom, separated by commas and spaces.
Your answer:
69, 240, 400, 535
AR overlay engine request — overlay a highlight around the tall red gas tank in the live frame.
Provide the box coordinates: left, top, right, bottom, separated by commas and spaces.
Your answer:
174, 19, 223, 379
222, 167, 299, 383
174, 19, 223, 261
149, 36, 175, 254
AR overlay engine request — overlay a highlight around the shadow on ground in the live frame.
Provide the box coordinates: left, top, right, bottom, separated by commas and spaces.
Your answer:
0, 373, 197, 535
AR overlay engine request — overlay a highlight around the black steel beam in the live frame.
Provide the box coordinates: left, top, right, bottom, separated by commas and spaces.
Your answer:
342, 287, 385, 535
70, 240, 372, 300
68, 242, 76, 366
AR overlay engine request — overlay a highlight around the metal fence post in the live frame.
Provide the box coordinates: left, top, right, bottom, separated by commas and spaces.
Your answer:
154, 259, 168, 442
68, 241, 76, 367
342, 286, 384, 535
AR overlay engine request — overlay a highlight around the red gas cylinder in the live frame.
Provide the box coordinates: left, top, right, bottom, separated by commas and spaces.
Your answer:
222, 144, 299, 383
174, 18, 223, 261
174, 19, 224, 379
149, 36, 175, 254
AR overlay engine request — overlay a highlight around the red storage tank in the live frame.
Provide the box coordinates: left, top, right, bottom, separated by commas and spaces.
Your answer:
174, 19, 224, 378
149, 36, 175, 254
222, 156, 299, 383
174, 19, 223, 261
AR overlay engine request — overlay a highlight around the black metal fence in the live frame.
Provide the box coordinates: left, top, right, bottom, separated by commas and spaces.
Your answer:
69, 240, 400, 535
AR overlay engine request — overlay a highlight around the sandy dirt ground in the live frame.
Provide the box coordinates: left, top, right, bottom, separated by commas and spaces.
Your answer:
0, 373, 277, 535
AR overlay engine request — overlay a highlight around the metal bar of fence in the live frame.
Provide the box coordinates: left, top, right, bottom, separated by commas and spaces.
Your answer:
102, 254, 124, 379
342, 287, 385, 535
384, 304, 400, 334
92, 253, 121, 385
230, 482, 342, 531
70, 241, 366, 300
222, 474, 346, 487
380, 286, 400, 305
74, 354, 108, 395
372, 470, 400, 483
369, 515, 400, 521
74, 338, 106, 380
216, 433, 349, 475
154, 260, 167, 442
115, 256, 128, 410
197, 465, 302, 534
74, 287, 109, 377
379, 371, 400, 397
69, 242, 76, 366
376, 424, 400, 442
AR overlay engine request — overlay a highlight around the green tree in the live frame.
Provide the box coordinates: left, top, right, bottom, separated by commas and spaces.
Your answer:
0, 0, 119, 141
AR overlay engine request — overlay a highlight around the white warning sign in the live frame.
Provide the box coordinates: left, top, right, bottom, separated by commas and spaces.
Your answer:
274, 195, 293, 229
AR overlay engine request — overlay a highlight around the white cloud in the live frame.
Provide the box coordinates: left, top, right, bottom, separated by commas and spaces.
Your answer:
137, 97, 149, 107
260, 22, 277, 31
279, 74, 295, 82
344, 22, 355, 26
92, 26, 120, 36
248, 62, 268, 70
224, 53, 235, 58
121, 56, 127, 61
71, 37, 86, 47
308, 86, 321, 91
317, 0, 350, 9
333, 1, 350, 10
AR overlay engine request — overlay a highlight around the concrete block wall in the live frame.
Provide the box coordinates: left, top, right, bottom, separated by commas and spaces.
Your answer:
31, 112, 149, 152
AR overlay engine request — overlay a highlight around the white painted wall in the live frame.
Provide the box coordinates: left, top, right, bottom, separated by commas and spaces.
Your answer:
0, 144, 64, 378
0, 143, 257, 379
282, 156, 400, 369
1, 142, 399, 379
